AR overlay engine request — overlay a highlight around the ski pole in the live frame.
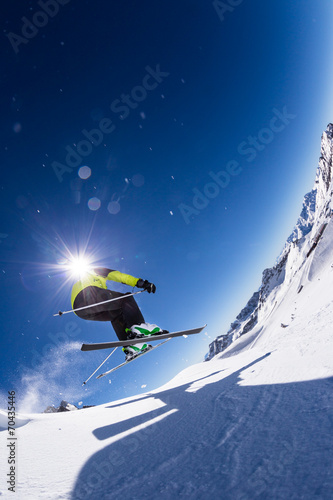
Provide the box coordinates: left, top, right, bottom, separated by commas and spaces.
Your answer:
82, 347, 118, 386
54, 290, 145, 317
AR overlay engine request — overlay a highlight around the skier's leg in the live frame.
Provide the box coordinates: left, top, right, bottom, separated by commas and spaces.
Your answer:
121, 294, 145, 328
121, 294, 166, 340
74, 288, 143, 341
110, 294, 145, 340
110, 313, 129, 341
74, 288, 122, 319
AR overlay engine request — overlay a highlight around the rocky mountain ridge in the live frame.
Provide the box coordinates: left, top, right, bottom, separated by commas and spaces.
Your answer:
43, 400, 96, 413
206, 123, 333, 360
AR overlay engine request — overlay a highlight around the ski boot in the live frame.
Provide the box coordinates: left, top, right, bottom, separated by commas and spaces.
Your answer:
125, 323, 168, 340
122, 342, 151, 361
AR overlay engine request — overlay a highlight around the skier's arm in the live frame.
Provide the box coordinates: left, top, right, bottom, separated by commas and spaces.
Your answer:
93, 267, 139, 287
93, 267, 156, 293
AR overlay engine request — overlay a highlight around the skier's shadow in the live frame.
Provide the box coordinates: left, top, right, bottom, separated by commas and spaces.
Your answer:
71, 353, 274, 499
93, 370, 225, 441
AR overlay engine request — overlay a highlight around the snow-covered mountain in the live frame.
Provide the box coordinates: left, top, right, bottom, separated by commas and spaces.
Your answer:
206, 123, 333, 360
44, 400, 79, 413
0, 125, 333, 500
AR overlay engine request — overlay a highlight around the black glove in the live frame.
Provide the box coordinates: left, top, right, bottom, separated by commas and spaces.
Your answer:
136, 279, 156, 293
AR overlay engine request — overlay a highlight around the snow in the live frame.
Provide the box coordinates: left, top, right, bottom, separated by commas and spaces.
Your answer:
1, 226, 333, 499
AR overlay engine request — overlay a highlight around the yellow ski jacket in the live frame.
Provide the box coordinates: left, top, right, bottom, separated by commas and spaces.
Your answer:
71, 267, 139, 309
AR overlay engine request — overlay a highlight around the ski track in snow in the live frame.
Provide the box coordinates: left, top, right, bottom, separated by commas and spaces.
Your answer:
1, 216, 333, 499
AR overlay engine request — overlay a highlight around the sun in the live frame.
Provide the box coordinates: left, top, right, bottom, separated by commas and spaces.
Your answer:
66, 255, 92, 278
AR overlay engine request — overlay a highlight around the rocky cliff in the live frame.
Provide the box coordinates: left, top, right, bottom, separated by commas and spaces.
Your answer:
206, 123, 333, 361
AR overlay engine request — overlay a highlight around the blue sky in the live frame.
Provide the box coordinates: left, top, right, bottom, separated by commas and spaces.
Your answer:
1, 0, 333, 410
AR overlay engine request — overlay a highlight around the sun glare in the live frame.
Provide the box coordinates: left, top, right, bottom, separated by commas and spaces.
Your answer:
66, 256, 92, 278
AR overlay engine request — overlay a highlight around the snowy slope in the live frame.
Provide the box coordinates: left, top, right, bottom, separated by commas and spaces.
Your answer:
1, 222, 333, 499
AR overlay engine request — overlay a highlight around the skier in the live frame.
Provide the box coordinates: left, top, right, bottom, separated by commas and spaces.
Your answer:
71, 267, 164, 360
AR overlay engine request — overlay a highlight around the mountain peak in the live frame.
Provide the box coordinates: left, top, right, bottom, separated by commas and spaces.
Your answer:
206, 123, 333, 360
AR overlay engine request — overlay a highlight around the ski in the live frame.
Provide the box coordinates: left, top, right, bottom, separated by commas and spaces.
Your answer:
96, 339, 171, 379
81, 325, 206, 351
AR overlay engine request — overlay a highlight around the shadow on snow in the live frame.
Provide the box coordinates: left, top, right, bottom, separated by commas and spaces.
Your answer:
71, 353, 333, 500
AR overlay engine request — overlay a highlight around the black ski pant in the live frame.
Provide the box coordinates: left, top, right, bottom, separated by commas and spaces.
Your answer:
73, 286, 145, 340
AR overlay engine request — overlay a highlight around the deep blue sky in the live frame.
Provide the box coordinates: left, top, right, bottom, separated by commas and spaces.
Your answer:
1, 0, 333, 410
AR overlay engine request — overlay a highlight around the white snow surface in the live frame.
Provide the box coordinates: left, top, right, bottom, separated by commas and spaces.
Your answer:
1, 223, 333, 499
